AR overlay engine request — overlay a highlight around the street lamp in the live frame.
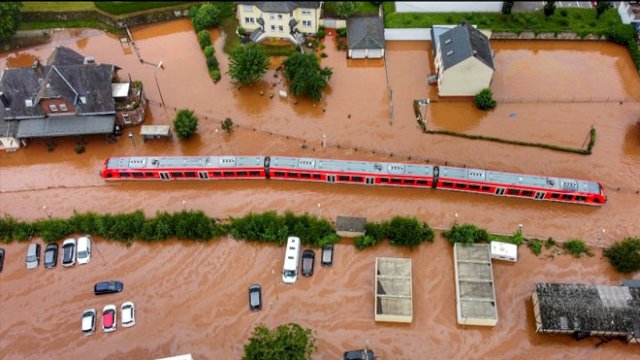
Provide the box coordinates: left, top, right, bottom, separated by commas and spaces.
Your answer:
128, 130, 136, 146
317, 203, 322, 218
42, 205, 52, 219
182, 200, 186, 210
518, 224, 524, 234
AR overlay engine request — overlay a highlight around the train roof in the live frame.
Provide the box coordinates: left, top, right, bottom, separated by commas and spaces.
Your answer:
269, 157, 434, 176
105, 156, 264, 169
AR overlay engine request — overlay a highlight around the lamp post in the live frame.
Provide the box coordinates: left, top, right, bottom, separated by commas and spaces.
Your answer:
596, 228, 605, 246
518, 224, 524, 234
317, 203, 322, 218
182, 200, 186, 211
128, 130, 136, 146
453, 212, 459, 225
42, 205, 52, 219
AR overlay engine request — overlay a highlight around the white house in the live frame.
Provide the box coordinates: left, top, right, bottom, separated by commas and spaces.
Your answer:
433, 22, 495, 97
236, 2, 323, 45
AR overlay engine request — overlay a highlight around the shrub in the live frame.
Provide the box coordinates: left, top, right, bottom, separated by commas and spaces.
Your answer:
35, 219, 71, 242
334, 2, 358, 19
74, 145, 85, 154
364, 222, 387, 243
385, 216, 434, 248
544, 237, 556, 249
140, 211, 175, 241
228, 43, 269, 85
206, 52, 219, 70
442, 223, 489, 245
527, 239, 543, 256
210, 69, 221, 81
560, 9, 568, 17
198, 30, 212, 49
243, 323, 316, 359
193, 3, 222, 32
603, 237, 640, 273
68, 211, 99, 235
336, 27, 347, 37
230, 211, 289, 244
173, 109, 199, 139
317, 28, 326, 39
320, 52, 328, 58
222, 117, 234, 134
562, 239, 593, 258
354, 235, 381, 250
173, 210, 216, 241
474, 88, 497, 110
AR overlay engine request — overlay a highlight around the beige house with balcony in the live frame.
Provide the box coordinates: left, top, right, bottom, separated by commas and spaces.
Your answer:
236, 2, 322, 44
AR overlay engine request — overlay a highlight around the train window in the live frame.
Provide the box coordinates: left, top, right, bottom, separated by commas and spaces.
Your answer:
237, 171, 248, 176
105, 173, 112, 178
469, 185, 480, 190
391, 178, 402, 184
145, 172, 154, 177
482, 186, 491, 191
223, 171, 234, 176
404, 179, 415, 185
132, 172, 144, 178
593, 198, 601, 203
338, 176, 349, 181
380, 178, 389, 183
171, 172, 182, 177
185, 172, 196, 177
521, 190, 533, 196
455, 183, 466, 189
288, 172, 298, 178
274, 172, 284, 177
551, 193, 561, 199
576, 196, 586, 202
300, 173, 311, 179
352, 176, 363, 182
417, 180, 428, 185
250, 171, 260, 176
119, 172, 130, 177
313, 174, 321, 179
213, 171, 222, 177
561, 194, 574, 201
442, 182, 453, 187
507, 189, 520, 195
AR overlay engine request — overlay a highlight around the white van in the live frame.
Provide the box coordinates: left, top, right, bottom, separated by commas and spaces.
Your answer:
76, 236, 92, 265
282, 236, 301, 284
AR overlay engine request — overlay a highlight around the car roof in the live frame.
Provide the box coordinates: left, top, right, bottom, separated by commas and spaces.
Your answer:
62, 238, 76, 245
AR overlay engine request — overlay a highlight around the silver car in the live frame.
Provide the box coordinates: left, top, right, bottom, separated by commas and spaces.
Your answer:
25, 243, 41, 269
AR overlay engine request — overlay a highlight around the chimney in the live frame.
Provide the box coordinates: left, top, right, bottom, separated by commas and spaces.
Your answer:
32, 59, 43, 78
0, 92, 9, 108
83, 56, 95, 64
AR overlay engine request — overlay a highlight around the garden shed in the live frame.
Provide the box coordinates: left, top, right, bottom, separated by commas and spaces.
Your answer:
375, 257, 413, 323
347, 16, 385, 59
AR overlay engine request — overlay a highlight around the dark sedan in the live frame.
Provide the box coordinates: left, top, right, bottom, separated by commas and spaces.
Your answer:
343, 349, 375, 360
44, 243, 59, 269
94, 281, 124, 295
301, 249, 315, 277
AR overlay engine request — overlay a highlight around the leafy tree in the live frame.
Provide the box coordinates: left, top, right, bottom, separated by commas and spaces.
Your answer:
335, 2, 358, 19
173, 109, 199, 139
197, 30, 212, 49
0, 2, 22, 42
242, 323, 316, 360
193, 3, 222, 32
596, 1, 612, 19
604, 237, 640, 273
474, 88, 497, 110
385, 216, 434, 248
283, 52, 333, 101
543, 1, 556, 17
501, 0, 514, 15
222, 117, 234, 134
228, 43, 269, 85
442, 223, 489, 245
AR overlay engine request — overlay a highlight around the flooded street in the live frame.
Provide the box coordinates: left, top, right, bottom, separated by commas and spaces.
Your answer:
1, 19, 640, 359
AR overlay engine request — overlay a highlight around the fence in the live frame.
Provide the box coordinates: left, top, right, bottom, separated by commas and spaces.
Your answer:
320, 18, 347, 29
384, 28, 432, 41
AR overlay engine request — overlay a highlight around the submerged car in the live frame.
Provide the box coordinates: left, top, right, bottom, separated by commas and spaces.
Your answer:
25, 243, 41, 270
61, 238, 76, 267
121, 301, 136, 328
94, 281, 124, 295
76, 236, 92, 265
102, 304, 117, 333
321, 243, 334, 267
343, 349, 375, 360
44, 243, 59, 269
81, 308, 96, 336
301, 249, 315, 277
248, 284, 262, 311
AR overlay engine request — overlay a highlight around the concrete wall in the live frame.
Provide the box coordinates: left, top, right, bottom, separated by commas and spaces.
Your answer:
439, 57, 494, 96
384, 28, 431, 40
395, 1, 503, 13
320, 18, 347, 29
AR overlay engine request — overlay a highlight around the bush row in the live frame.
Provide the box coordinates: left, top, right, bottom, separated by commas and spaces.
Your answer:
354, 216, 435, 250
190, 3, 228, 82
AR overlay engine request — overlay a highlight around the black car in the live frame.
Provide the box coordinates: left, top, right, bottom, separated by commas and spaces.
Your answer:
94, 281, 124, 295
321, 244, 334, 267
0, 248, 4, 272
301, 249, 315, 277
248, 284, 262, 311
44, 243, 59, 269
343, 349, 375, 360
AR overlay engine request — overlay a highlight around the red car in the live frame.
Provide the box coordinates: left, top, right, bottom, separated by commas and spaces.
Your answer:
102, 305, 117, 333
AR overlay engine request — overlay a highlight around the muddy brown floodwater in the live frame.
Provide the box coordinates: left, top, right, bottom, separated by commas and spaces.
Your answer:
1, 19, 639, 359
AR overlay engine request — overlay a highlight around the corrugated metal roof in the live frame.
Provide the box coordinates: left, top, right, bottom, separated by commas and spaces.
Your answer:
16, 115, 115, 138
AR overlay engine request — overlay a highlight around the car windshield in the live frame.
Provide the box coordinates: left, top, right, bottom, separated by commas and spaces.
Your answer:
77, 250, 87, 258
45, 252, 54, 262
284, 270, 296, 277
26, 255, 37, 262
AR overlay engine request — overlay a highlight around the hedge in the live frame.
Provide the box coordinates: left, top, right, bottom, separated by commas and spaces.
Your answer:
354, 216, 434, 249
94, 2, 188, 15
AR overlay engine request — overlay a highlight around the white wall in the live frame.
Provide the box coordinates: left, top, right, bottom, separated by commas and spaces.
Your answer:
439, 57, 494, 96
384, 28, 431, 40
395, 1, 503, 13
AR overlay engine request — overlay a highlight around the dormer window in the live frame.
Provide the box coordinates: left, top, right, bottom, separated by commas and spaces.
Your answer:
80, 96, 87, 104
59, 103, 68, 112
444, 38, 452, 44
446, 50, 454, 56
25, 99, 33, 107
49, 104, 58, 112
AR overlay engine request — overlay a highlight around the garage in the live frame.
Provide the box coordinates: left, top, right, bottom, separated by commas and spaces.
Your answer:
347, 16, 385, 59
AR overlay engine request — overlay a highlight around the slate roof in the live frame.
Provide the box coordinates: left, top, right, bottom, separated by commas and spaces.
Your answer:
16, 115, 115, 138
347, 16, 385, 50
0, 68, 46, 120
47, 45, 86, 66
237, 2, 320, 13
439, 22, 494, 71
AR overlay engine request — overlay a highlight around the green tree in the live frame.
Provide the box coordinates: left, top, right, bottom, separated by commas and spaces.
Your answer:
0, 2, 22, 42
543, 1, 556, 17
442, 223, 489, 245
243, 323, 316, 360
283, 52, 333, 101
596, 1, 612, 19
173, 109, 199, 139
474, 88, 497, 110
197, 30, 212, 49
193, 3, 222, 32
228, 43, 269, 85
386, 216, 434, 248
222, 117, 234, 134
501, 0, 514, 15
604, 237, 640, 273
335, 2, 358, 19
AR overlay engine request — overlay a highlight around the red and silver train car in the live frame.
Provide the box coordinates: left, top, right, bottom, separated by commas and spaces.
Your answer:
101, 155, 606, 206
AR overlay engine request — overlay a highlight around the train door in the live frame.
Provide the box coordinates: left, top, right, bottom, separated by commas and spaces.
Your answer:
495, 187, 505, 196
198, 171, 208, 180
160, 172, 170, 180
327, 175, 336, 183
534, 191, 546, 200
365, 177, 374, 185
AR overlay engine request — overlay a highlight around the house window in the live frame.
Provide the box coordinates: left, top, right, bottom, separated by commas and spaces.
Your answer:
245, 17, 255, 24
302, 9, 312, 15
279, 25, 283, 32
123, 113, 131, 124
446, 50, 454, 56
271, 25, 276, 31
302, 20, 312, 27
243, 5, 253, 12
49, 104, 58, 112
59, 103, 68, 112
269, 13, 275, 20
278, 14, 283, 20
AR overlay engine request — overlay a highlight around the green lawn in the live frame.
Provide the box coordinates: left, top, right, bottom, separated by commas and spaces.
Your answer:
323, 2, 380, 18
222, 16, 241, 54
94, 2, 193, 15
21, 2, 96, 12
18, 19, 117, 33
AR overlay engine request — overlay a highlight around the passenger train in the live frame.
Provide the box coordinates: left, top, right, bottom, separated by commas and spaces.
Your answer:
100, 155, 606, 206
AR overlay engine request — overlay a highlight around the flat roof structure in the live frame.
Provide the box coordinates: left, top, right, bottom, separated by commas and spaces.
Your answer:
375, 257, 412, 323
453, 243, 498, 326
532, 283, 640, 344
336, 216, 366, 238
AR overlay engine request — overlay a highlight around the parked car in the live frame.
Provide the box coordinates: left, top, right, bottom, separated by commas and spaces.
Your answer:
321, 243, 334, 267
25, 243, 41, 269
343, 349, 375, 360
94, 281, 124, 295
76, 236, 92, 265
121, 301, 136, 328
44, 243, 59, 269
81, 308, 96, 336
61, 238, 76, 267
301, 249, 315, 277
248, 284, 262, 311
0, 248, 4, 272
102, 304, 117, 333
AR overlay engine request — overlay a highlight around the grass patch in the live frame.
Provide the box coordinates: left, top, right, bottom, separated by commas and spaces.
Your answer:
562, 239, 594, 258
262, 44, 298, 56
222, 16, 241, 54
19, 19, 117, 33
21, 2, 96, 12
94, 2, 191, 15
323, 2, 379, 17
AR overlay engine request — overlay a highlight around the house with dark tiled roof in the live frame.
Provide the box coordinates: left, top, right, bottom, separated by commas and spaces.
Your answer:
347, 16, 385, 59
0, 46, 146, 149
236, 2, 322, 44
433, 22, 495, 96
